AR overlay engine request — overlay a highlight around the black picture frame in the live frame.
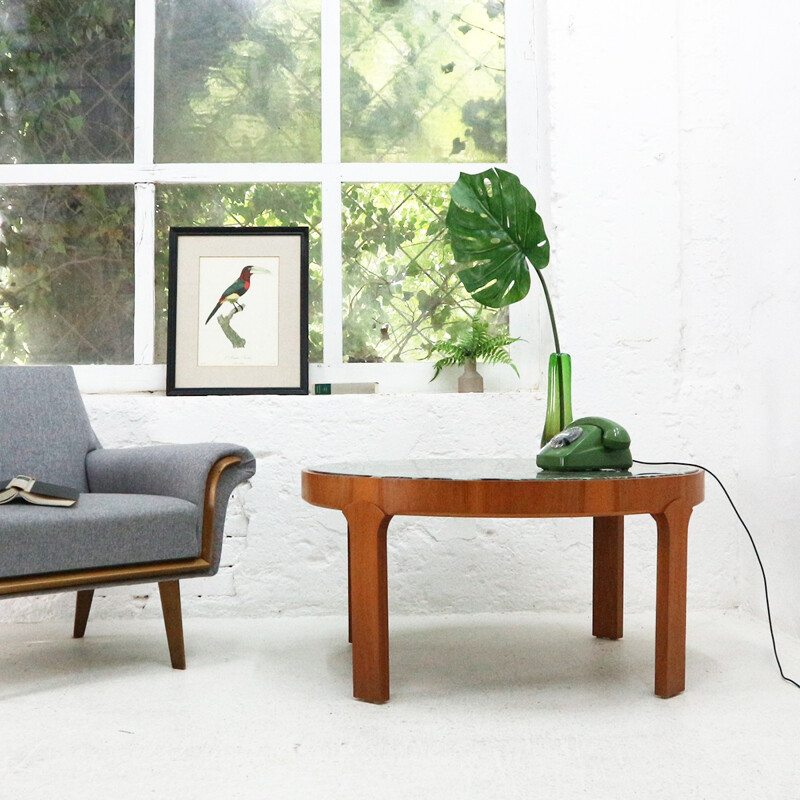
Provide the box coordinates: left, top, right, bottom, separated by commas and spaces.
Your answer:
166, 226, 309, 395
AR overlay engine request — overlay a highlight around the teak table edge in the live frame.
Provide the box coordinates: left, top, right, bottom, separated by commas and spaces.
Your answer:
301, 467, 705, 704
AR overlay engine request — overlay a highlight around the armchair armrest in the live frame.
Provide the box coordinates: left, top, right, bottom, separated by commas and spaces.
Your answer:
86, 443, 256, 572
86, 443, 253, 505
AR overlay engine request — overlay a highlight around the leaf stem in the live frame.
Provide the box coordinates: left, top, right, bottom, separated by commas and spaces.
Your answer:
533, 263, 561, 354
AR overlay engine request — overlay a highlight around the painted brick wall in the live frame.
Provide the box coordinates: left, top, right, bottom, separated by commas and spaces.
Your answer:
0, 391, 739, 622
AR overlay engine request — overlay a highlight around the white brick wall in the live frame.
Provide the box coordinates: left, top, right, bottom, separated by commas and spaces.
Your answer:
0, 391, 740, 622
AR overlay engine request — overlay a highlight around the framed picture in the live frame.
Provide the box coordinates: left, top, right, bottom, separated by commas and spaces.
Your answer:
166, 226, 309, 395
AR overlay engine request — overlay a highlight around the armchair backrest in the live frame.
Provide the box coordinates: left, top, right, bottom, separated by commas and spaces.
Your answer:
0, 366, 100, 492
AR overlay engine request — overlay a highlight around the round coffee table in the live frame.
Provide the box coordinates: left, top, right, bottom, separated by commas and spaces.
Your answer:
302, 460, 704, 703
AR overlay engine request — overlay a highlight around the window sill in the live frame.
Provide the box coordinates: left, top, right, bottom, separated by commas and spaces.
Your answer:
71, 362, 542, 395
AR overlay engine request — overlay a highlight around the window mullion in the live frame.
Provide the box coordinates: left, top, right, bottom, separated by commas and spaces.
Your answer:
134, 0, 156, 167
133, 182, 155, 364
337, 164, 496, 184
321, 0, 343, 365
0, 164, 136, 184
132, 0, 157, 364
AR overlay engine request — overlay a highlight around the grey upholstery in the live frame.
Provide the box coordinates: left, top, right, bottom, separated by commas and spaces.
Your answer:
0, 366, 256, 583
86, 442, 254, 571
0, 365, 256, 670
0, 493, 199, 577
0, 365, 99, 491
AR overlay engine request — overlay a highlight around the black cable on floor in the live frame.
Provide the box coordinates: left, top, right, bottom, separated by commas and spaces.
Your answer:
633, 458, 800, 691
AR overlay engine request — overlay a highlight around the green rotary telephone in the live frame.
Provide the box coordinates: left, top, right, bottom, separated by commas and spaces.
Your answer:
537, 416, 632, 472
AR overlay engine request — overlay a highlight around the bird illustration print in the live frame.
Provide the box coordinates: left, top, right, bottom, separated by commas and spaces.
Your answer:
205, 265, 253, 325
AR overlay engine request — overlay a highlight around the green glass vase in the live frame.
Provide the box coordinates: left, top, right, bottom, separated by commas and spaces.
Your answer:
540, 353, 573, 447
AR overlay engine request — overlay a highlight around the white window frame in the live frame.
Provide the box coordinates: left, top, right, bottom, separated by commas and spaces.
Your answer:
0, 0, 546, 394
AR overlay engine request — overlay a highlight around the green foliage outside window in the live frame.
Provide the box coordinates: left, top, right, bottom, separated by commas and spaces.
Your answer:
0, 184, 135, 364
342, 183, 504, 363
341, 0, 506, 162
0, 0, 136, 364
0, 0, 135, 164
154, 0, 321, 163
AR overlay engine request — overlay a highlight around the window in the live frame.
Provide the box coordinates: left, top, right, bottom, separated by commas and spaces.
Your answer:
0, 0, 539, 391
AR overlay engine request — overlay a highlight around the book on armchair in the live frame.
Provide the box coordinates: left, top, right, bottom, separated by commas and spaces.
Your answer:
0, 475, 79, 507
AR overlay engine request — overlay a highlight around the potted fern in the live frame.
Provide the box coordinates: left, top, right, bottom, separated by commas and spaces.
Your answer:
430, 316, 520, 393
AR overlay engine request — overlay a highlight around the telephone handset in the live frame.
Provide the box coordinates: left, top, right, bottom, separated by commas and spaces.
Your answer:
536, 416, 632, 471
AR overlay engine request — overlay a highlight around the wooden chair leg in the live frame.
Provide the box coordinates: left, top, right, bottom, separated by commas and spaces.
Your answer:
158, 580, 186, 670
73, 589, 94, 639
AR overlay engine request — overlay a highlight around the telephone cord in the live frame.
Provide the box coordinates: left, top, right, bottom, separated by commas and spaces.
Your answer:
633, 459, 800, 691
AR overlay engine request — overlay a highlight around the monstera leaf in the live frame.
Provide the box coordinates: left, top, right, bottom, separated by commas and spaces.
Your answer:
446, 168, 550, 308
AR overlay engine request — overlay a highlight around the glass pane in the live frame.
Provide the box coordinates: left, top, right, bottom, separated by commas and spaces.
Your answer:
0, 1, 134, 164
154, 183, 322, 363
342, 183, 505, 364
341, 1, 505, 162
155, 0, 321, 163
0, 185, 134, 363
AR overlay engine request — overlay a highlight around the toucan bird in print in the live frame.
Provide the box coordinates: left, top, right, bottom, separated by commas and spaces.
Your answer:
205, 265, 254, 324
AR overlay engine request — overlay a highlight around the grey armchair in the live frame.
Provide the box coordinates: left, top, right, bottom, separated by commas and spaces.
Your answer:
0, 366, 256, 669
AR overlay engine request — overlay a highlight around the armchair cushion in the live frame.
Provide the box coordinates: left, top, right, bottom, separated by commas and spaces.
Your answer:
0, 365, 99, 491
0, 493, 199, 578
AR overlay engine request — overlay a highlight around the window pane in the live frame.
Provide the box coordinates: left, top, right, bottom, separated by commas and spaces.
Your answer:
154, 183, 322, 363
154, 0, 321, 163
0, 1, 134, 164
341, 1, 505, 162
342, 183, 504, 364
0, 185, 134, 363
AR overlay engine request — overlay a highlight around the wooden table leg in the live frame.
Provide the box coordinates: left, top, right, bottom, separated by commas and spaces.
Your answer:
347, 524, 352, 644
593, 516, 624, 639
343, 501, 392, 703
652, 501, 693, 698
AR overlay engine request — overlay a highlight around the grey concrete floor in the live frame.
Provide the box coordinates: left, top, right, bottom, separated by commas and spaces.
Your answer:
1, 610, 798, 799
